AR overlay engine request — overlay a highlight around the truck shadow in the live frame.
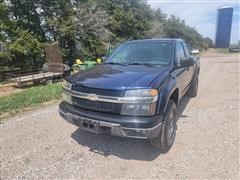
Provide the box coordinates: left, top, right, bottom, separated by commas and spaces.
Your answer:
177, 96, 191, 119
71, 95, 191, 161
71, 130, 161, 161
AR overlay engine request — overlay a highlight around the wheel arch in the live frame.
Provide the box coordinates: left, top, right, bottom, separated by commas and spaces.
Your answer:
163, 88, 179, 114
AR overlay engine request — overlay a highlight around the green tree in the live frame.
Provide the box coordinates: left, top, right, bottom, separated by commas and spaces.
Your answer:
146, 8, 167, 38
39, 0, 76, 62
0, 29, 44, 69
1, 0, 215, 70
163, 15, 208, 50
8, 0, 46, 42
203, 37, 214, 49
73, 0, 108, 60
105, 0, 151, 42
0, 2, 44, 69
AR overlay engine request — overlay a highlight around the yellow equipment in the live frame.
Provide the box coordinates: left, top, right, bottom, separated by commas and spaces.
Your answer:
96, 58, 102, 64
75, 59, 83, 64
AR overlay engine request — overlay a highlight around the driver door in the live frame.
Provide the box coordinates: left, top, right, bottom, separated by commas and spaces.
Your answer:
175, 42, 189, 96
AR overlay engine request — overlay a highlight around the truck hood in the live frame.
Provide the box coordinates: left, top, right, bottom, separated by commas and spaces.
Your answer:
66, 65, 169, 90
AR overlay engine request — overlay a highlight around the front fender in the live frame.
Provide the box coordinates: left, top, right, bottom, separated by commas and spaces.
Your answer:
156, 76, 178, 115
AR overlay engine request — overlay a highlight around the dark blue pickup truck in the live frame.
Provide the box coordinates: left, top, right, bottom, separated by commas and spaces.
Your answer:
59, 38, 200, 152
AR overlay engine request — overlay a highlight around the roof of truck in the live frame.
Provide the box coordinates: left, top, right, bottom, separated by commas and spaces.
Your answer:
125, 38, 184, 44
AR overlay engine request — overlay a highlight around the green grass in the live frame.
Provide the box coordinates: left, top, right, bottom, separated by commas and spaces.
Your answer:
0, 83, 62, 114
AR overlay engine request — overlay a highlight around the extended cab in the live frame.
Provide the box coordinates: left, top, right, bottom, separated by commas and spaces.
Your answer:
59, 38, 200, 152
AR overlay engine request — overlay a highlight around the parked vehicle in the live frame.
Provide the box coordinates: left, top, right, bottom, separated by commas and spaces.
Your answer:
59, 38, 200, 152
6, 63, 70, 85
229, 47, 240, 52
72, 59, 98, 73
6, 69, 63, 85
190, 49, 200, 60
6, 43, 71, 86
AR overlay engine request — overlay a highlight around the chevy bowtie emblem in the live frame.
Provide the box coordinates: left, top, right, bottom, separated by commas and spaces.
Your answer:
88, 94, 98, 101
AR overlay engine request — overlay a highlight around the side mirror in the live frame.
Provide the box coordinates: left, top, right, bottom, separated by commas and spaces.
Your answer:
102, 56, 106, 60
180, 57, 194, 67
191, 49, 200, 55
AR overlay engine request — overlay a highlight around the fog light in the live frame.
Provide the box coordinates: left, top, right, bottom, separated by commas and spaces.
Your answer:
125, 104, 136, 110
139, 105, 150, 111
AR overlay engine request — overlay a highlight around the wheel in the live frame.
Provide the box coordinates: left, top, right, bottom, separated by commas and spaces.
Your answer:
46, 79, 53, 85
150, 99, 177, 152
187, 75, 198, 97
72, 66, 80, 73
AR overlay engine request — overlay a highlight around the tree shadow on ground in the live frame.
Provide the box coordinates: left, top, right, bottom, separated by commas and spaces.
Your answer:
71, 95, 191, 161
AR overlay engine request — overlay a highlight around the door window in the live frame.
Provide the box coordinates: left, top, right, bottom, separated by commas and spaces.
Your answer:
182, 42, 190, 57
176, 42, 186, 64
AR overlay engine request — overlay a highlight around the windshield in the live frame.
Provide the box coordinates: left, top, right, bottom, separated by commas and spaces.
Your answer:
106, 41, 173, 66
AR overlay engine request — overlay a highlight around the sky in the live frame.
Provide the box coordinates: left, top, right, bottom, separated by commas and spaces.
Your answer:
147, 0, 240, 44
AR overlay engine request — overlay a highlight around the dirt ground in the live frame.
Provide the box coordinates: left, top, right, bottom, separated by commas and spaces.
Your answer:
0, 51, 239, 179
0, 84, 22, 97
0, 82, 37, 97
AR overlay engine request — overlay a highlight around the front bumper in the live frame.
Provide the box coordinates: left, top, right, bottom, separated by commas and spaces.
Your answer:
59, 101, 163, 139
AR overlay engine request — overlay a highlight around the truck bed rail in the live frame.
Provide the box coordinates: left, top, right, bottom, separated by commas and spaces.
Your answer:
6, 70, 63, 84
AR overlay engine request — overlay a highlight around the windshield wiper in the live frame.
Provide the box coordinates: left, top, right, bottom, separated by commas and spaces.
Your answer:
104, 62, 127, 66
128, 62, 154, 67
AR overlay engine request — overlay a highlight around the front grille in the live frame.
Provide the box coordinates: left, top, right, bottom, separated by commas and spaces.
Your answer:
71, 85, 125, 97
72, 97, 122, 114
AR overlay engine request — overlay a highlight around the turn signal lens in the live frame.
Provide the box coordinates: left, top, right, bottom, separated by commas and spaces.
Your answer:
125, 89, 158, 97
149, 89, 158, 96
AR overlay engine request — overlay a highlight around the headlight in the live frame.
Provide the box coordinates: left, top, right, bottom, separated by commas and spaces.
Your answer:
62, 79, 72, 90
121, 89, 158, 116
62, 80, 72, 104
62, 90, 73, 104
121, 103, 156, 116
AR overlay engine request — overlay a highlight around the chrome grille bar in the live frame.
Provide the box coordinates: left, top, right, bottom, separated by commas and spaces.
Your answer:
63, 87, 158, 104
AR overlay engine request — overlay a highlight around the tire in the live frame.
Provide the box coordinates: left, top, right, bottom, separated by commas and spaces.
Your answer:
73, 66, 80, 73
150, 99, 177, 153
46, 79, 53, 85
187, 75, 198, 97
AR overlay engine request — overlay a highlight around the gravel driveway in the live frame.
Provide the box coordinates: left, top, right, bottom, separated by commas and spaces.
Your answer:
1, 51, 239, 179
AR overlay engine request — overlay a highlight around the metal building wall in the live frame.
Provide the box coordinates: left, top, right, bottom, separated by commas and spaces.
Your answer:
215, 7, 233, 48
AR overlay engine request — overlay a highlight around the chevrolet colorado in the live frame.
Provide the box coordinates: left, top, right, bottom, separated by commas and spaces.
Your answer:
59, 38, 200, 152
